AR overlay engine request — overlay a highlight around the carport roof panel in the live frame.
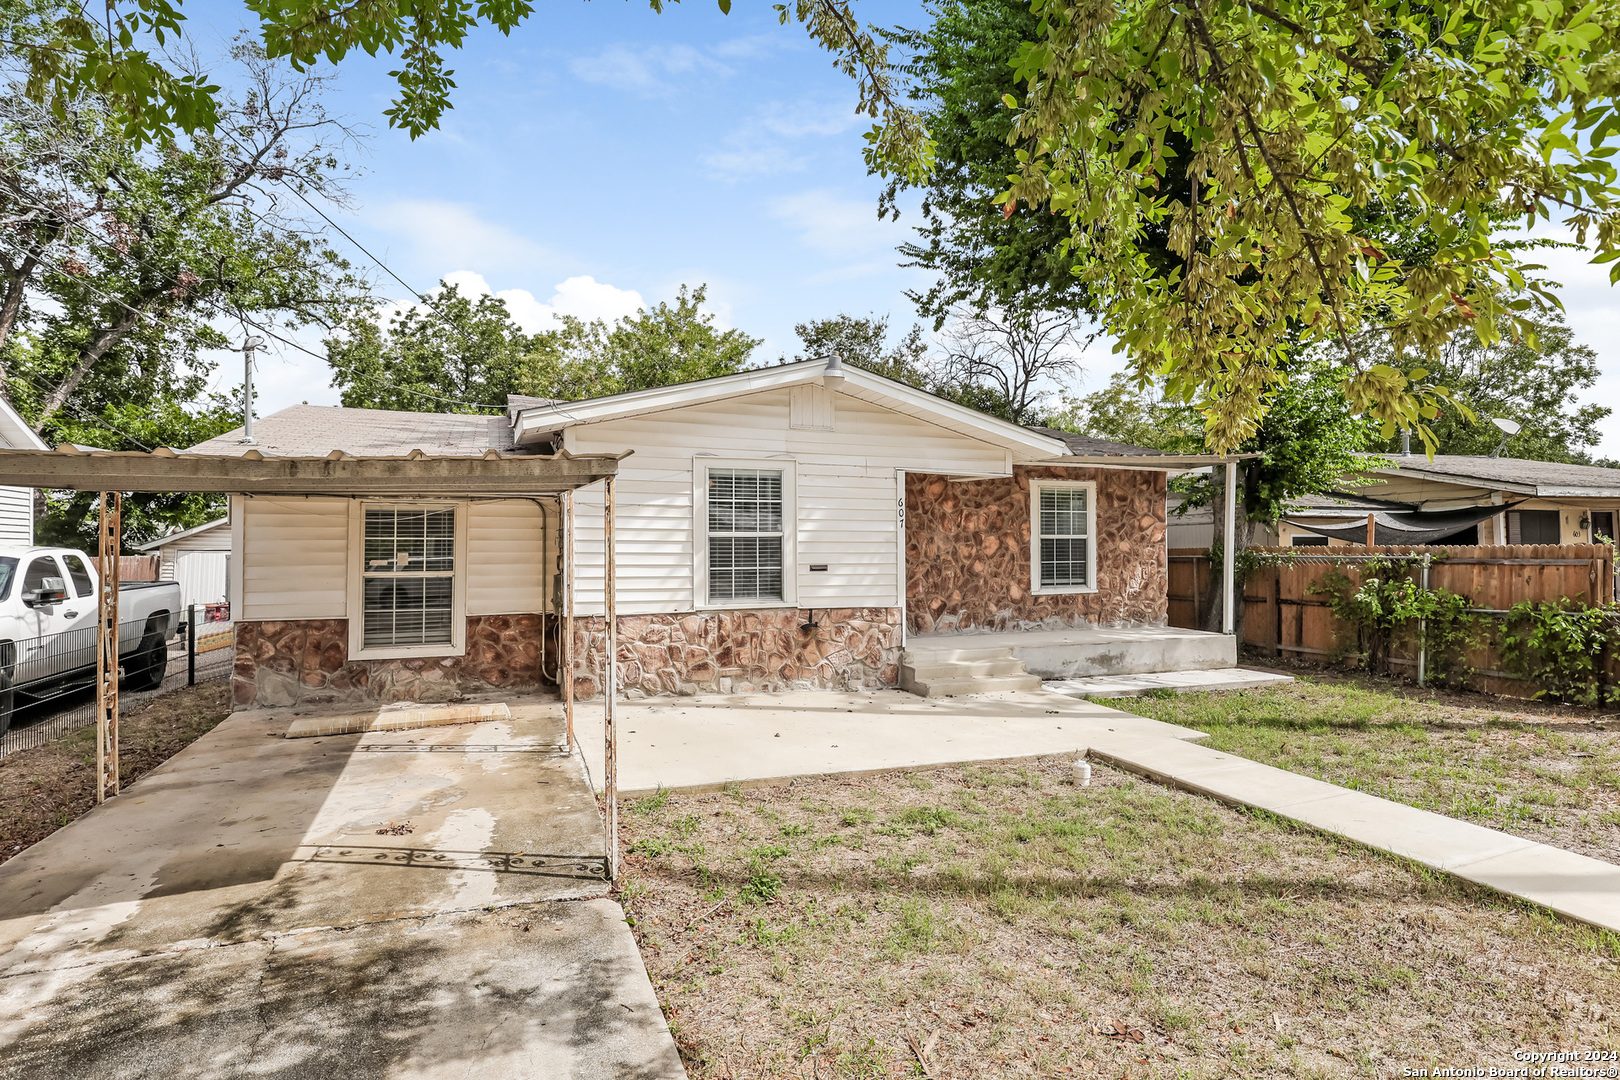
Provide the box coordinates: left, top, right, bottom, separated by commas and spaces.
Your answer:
0, 446, 619, 495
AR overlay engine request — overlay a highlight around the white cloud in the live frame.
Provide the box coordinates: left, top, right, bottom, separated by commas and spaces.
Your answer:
439, 271, 646, 333
364, 199, 563, 279
568, 43, 730, 96
768, 189, 899, 256
704, 99, 860, 180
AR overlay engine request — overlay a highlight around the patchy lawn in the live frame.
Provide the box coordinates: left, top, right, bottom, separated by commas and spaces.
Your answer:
617, 758, 1619, 1080
0, 682, 230, 864
1122, 676, 1620, 864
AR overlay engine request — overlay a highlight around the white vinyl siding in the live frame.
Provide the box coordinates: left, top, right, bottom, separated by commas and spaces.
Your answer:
155, 522, 230, 580
564, 387, 1011, 615
466, 499, 555, 615
240, 497, 349, 620
0, 485, 32, 545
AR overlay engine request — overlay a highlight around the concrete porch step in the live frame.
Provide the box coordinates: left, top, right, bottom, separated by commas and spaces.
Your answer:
902, 672, 1045, 697
907, 626, 1237, 680
901, 656, 1029, 680
899, 644, 1043, 697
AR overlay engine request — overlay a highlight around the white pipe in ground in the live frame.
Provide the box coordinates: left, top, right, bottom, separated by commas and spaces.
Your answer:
1073, 759, 1092, 787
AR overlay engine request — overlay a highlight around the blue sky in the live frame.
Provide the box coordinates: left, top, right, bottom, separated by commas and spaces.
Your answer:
187, 0, 1620, 456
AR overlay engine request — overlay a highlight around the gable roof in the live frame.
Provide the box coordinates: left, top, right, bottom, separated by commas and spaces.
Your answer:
1026, 427, 1167, 458
185, 404, 523, 459
1367, 454, 1620, 498
134, 515, 228, 551
511, 357, 1072, 458
0, 394, 47, 452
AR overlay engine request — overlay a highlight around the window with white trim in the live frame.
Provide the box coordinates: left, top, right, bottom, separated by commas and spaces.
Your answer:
361, 505, 456, 647
706, 468, 785, 603
1030, 480, 1096, 593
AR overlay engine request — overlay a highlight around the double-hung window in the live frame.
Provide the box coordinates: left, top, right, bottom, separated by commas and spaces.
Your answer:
706, 468, 786, 604
360, 505, 458, 650
1030, 480, 1096, 594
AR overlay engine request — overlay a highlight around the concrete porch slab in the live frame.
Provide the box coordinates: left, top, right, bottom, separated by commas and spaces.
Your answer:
907, 625, 1237, 679
574, 688, 1208, 796
1046, 667, 1295, 698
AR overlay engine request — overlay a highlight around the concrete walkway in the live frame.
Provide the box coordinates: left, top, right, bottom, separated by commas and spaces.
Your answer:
0, 704, 684, 1079
576, 688, 1620, 934
1087, 735, 1620, 935
1046, 667, 1295, 698
575, 688, 1207, 795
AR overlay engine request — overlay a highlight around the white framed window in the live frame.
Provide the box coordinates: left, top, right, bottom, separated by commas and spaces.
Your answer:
348, 501, 468, 659
1030, 479, 1097, 594
695, 459, 797, 608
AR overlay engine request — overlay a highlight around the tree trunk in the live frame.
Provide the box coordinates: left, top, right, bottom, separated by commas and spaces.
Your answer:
31, 310, 142, 432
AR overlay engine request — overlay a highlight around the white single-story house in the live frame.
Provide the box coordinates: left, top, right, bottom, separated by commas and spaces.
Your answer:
173, 358, 1247, 710
0, 394, 47, 545
134, 516, 231, 612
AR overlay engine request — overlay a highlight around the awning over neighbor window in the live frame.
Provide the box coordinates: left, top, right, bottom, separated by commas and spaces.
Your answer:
1284, 501, 1522, 545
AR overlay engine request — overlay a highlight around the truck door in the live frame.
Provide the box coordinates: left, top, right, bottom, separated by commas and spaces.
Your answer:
57, 553, 100, 676
17, 555, 75, 687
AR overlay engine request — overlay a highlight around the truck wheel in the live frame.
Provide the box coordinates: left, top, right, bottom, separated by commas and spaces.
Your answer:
0, 669, 12, 737
122, 627, 168, 692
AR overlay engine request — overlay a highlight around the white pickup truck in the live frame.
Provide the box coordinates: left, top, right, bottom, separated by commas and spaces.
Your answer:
0, 546, 183, 733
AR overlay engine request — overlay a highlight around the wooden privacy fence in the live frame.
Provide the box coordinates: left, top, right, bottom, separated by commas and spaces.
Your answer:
1169, 544, 1618, 698
118, 554, 160, 582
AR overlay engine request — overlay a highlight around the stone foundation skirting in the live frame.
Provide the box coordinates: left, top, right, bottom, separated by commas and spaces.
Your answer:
568, 608, 901, 699
232, 615, 546, 709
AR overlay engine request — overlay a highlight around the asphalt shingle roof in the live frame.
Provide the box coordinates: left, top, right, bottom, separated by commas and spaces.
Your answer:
1026, 427, 1168, 457
184, 405, 518, 458
1372, 454, 1620, 495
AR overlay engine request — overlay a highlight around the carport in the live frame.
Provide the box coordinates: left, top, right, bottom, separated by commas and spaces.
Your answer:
0, 444, 634, 875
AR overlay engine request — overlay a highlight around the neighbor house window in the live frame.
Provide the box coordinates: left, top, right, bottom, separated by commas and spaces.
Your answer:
361, 505, 457, 648
706, 467, 786, 603
1506, 509, 1560, 545
1030, 480, 1096, 594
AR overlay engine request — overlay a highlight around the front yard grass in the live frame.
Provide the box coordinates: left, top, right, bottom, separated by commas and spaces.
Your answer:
1123, 676, 1620, 864
618, 757, 1619, 1079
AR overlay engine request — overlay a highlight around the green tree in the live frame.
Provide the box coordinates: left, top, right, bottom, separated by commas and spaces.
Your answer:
787, 313, 934, 387
881, 0, 1089, 323
329, 283, 761, 412
0, 38, 368, 546
1001, 0, 1620, 452
326, 284, 533, 411
1055, 362, 1378, 527
1362, 309, 1612, 464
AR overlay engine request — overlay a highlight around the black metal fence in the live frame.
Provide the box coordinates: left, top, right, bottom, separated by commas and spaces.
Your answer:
0, 605, 234, 759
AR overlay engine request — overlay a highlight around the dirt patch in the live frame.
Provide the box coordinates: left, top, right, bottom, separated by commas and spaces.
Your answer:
618, 758, 1619, 1079
0, 682, 230, 864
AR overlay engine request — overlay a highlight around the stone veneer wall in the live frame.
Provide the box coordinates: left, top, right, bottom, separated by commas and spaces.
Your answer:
567, 608, 901, 699
232, 615, 545, 709
905, 466, 1167, 634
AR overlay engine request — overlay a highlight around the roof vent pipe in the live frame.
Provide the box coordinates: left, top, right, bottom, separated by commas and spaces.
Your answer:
822, 353, 846, 389
1401, 428, 1410, 456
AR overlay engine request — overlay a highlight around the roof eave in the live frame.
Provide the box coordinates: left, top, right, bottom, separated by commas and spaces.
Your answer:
512, 359, 1072, 458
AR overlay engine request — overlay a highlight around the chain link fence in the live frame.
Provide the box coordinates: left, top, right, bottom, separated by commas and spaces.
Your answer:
0, 608, 234, 759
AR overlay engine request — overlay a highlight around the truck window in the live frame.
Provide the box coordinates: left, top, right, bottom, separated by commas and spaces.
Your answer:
60, 554, 94, 598
0, 558, 15, 601
22, 557, 63, 594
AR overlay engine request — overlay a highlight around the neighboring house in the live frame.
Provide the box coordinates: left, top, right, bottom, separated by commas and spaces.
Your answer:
1338, 454, 1620, 546
1174, 455, 1620, 549
182, 358, 1240, 710
134, 516, 230, 613
0, 394, 47, 545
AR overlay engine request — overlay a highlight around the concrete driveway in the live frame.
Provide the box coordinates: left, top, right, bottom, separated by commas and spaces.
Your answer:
0, 702, 684, 1080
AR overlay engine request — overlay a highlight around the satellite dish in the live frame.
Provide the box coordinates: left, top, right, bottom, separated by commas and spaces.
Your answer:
1489, 417, 1521, 457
